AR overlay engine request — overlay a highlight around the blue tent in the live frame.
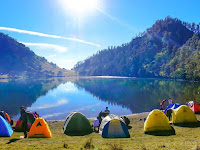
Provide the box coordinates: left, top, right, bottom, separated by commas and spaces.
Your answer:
0, 116, 13, 137
99, 115, 130, 138
164, 103, 181, 114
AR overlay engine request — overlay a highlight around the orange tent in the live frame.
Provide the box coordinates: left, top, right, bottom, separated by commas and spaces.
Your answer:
28, 118, 51, 138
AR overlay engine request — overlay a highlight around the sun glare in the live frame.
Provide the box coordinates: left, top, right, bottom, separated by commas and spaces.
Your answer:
60, 0, 98, 17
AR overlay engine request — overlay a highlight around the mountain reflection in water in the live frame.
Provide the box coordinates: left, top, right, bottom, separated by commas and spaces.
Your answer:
1, 77, 200, 120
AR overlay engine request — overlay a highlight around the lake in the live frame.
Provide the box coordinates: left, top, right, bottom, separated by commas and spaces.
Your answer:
0, 77, 200, 120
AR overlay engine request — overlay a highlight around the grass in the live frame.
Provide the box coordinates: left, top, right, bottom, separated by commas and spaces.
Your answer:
1, 114, 200, 149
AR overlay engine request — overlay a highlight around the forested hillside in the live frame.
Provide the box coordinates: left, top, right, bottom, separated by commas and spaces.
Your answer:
0, 33, 76, 78
74, 17, 200, 80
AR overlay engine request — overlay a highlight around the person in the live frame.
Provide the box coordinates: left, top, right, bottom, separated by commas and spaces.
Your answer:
166, 109, 173, 121
160, 99, 166, 110
98, 107, 110, 125
20, 106, 36, 138
104, 107, 110, 114
168, 98, 173, 104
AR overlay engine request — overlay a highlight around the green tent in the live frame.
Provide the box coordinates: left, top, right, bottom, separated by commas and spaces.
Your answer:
63, 112, 93, 136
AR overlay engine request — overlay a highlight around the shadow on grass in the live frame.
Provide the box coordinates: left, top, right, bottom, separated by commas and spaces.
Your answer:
173, 121, 200, 128
6, 138, 20, 144
144, 126, 176, 136
127, 126, 132, 129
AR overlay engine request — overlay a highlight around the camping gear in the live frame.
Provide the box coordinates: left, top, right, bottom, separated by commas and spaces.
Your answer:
0, 116, 13, 137
93, 119, 100, 132
144, 109, 175, 135
93, 119, 99, 127
164, 103, 181, 114
28, 118, 51, 138
63, 112, 93, 136
99, 114, 130, 138
187, 101, 200, 113
170, 105, 198, 124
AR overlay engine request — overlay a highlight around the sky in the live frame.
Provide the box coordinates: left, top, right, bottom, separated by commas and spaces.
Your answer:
0, 0, 199, 70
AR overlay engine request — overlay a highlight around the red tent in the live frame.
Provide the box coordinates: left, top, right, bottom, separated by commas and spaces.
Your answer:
187, 101, 200, 113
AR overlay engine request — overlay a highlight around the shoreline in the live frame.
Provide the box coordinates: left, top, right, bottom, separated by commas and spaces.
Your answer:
44, 112, 150, 122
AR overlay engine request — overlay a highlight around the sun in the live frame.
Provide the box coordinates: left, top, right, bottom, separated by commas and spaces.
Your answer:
59, 0, 98, 17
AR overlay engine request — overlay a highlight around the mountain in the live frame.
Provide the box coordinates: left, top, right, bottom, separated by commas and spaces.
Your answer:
73, 16, 200, 80
0, 33, 76, 78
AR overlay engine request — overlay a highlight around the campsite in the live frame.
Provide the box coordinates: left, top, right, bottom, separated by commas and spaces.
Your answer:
0, 110, 199, 149
1, 0, 200, 149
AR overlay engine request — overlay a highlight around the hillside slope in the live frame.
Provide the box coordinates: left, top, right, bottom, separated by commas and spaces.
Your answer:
0, 33, 76, 78
74, 17, 200, 80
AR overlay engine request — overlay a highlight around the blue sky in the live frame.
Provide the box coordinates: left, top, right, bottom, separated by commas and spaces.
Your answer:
0, 0, 199, 69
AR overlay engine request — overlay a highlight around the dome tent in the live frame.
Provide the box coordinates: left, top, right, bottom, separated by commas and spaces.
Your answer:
15, 111, 36, 132
164, 103, 181, 114
0, 116, 13, 137
144, 109, 175, 136
99, 114, 130, 138
171, 105, 198, 124
63, 112, 93, 136
187, 101, 200, 113
28, 118, 51, 138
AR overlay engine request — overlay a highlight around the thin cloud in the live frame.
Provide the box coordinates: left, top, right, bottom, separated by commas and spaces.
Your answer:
0, 26, 101, 47
42, 103, 100, 119
28, 98, 68, 110
21, 42, 67, 53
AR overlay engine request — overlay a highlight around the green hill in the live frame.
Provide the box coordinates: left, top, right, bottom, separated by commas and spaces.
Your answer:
0, 33, 76, 78
74, 16, 200, 80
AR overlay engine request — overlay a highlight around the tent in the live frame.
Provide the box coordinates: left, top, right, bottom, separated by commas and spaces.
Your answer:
15, 119, 32, 131
187, 101, 200, 113
63, 112, 93, 136
171, 105, 198, 124
164, 103, 181, 114
0, 116, 13, 137
15, 111, 36, 131
144, 109, 175, 135
0, 111, 11, 124
99, 114, 130, 138
28, 118, 51, 138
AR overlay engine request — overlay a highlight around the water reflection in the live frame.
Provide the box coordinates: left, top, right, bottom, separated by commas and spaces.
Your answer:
74, 78, 200, 114
1, 77, 200, 120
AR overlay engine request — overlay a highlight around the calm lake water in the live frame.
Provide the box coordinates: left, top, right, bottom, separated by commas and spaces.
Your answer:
0, 77, 200, 120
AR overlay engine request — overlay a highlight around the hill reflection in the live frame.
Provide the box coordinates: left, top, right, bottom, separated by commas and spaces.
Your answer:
0, 78, 72, 117
74, 78, 200, 113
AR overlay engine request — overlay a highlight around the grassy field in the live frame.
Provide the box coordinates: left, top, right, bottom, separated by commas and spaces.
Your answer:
1, 113, 200, 150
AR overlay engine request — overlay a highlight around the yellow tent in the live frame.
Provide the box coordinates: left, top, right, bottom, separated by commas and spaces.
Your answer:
144, 109, 175, 135
171, 105, 198, 124
28, 118, 51, 138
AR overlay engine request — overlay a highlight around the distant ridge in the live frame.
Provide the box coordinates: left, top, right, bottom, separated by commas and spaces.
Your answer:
0, 33, 76, 78
74, 16, 200, 80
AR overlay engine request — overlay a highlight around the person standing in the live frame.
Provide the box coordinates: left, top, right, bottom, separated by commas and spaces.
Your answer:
160, 99, 166, 110
168, 98, 173, 104
20, 106, 35, 138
